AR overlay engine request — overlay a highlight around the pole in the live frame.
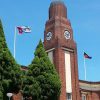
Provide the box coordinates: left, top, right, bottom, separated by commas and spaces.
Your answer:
84, 57, 86, 80
14, 26, 16, 58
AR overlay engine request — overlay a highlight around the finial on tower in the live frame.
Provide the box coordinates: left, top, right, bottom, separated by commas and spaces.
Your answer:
51, 0, 64, 8
51, 0, 64, 4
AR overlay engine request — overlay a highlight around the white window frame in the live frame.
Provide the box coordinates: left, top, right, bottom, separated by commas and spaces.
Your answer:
82, 94, 86, 100
67, 93, 72, 100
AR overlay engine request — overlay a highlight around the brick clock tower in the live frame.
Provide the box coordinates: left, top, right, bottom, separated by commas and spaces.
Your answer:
44, 1, 80, 100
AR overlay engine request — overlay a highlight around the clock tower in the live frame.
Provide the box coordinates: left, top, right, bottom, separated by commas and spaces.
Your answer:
44, 1, 80, 100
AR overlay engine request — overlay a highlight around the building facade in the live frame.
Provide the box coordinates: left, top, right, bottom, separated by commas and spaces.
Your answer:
80, 80, 100, 100
44, 1, 100, 100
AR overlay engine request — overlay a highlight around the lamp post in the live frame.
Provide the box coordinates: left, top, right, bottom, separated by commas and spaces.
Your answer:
7, 93, 13, 100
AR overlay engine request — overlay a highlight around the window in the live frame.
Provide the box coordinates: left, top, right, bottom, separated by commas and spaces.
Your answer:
67, 93, 72, 100
82, 94, 86, 100
47, 51, 53, 63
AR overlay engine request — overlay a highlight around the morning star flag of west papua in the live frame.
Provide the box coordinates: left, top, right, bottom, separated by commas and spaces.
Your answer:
84, 52, 92, 59
17, 26, 31, 34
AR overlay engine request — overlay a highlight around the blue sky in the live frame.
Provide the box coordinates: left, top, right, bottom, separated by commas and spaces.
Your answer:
0, 0, 100, 81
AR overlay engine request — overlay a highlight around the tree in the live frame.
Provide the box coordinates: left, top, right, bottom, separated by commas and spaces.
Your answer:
0, 91, 3, 100
0, 20, 21, 99
0, 82, 3, 100
23, 40, 61, 100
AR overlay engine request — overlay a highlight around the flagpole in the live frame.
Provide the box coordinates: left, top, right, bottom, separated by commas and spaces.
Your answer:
84, 57, 86, 80
14, 26, 17, 58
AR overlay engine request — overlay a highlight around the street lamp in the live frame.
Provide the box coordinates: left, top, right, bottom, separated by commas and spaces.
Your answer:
7, 93, 13, 100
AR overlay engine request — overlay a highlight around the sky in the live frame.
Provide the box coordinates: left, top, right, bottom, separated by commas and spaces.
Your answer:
0, 0, 100, 82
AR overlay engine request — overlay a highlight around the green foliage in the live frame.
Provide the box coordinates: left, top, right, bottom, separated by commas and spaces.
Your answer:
0, 91, 3, 100
0, 20, 21, 99
0, 82, 3, 100
0, 19, 61, 99
23, 40, 61, 100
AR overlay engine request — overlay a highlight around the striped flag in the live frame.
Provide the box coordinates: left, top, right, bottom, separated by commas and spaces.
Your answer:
84, 52, 92, 59
17, 26, 31, 34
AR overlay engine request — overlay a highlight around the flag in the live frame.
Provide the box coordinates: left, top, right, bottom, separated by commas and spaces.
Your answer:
17, 26, 31, 34
84, 52, 92, 59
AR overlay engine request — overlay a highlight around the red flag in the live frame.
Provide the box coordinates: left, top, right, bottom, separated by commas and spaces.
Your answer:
17, 26, 31, 34
84, 52, 92, 59
17, 27, 23, 34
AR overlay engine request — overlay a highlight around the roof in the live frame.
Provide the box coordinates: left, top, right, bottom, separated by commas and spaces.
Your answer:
79, 80, 100, 91
21, 66, 28, 71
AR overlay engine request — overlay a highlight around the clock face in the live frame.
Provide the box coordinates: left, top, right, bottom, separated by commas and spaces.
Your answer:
64, 30, 70, 39
46, 32, 52, 40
